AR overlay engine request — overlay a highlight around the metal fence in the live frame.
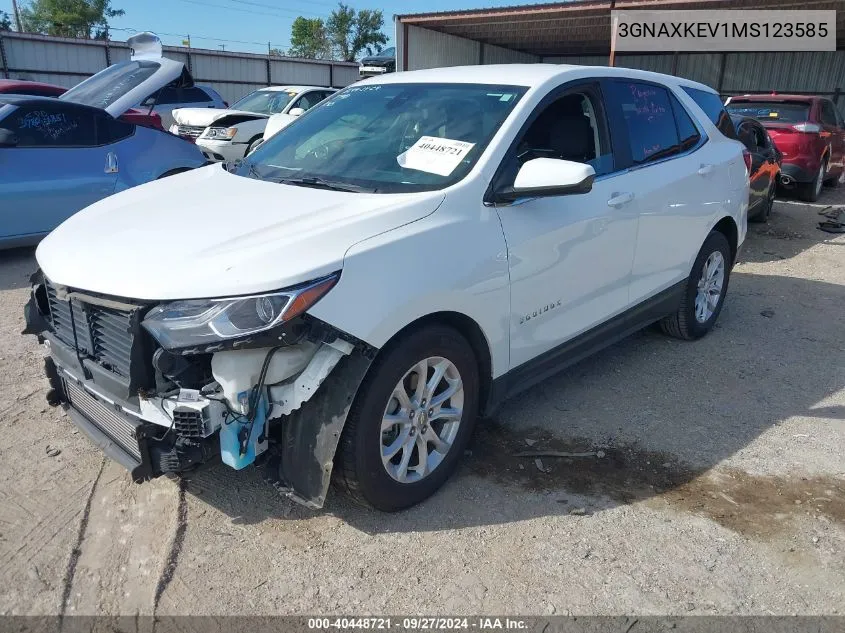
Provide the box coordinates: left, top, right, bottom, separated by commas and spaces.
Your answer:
0, 31, 360, 104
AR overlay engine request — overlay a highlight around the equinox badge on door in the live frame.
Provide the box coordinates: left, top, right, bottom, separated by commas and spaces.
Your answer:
519, 300, 562, 325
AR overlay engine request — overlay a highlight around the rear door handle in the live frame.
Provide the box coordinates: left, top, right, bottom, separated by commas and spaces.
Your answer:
607, 192, 634, 208
104, 152, 118, 174
697, 163, 714, 176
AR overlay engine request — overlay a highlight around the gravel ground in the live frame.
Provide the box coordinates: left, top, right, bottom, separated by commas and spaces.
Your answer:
0, 188, 843, 616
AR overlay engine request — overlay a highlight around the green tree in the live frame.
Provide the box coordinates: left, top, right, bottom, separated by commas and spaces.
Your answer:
20, 0, 124, 39
0, 10, 12, 31
326, 2, 387, 62
288, 16, 330, 59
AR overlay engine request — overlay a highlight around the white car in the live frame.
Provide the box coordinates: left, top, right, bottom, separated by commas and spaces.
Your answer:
171, 85, 336, 161
26, 64, 747, 512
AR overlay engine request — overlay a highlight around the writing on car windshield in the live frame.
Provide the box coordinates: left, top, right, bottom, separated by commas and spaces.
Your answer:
60, 60, 160, 109
241, 83, 527, 193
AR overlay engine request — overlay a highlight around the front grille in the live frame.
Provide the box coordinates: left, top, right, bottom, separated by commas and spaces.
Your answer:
177, 124, 205, 139
45, 280, 142, 381
64, 379, 142, 461
172, 407, 206, 438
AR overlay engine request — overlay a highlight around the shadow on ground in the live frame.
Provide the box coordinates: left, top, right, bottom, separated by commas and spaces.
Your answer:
0, 247, 36, 292
184, 269, 845, 538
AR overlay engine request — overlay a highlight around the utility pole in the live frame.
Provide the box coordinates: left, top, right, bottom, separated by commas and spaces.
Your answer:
219, 43, 225, 51
11, 0, 22, 32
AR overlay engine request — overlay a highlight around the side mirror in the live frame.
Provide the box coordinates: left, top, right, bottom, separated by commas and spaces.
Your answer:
288, 107, 305, 117
496, 158, 595, 202
0, 128, 19, 148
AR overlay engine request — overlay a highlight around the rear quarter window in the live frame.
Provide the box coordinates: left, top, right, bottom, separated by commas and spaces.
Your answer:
682, 86, 737, 140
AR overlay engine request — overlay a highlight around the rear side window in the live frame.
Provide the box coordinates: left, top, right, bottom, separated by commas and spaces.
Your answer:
98, 116, 134, 144
609, 81, 680, 164
183, 87, 212, 103
2, 104, 96, 147
725, 100, 810, 124
820, 100, 838, 126
683, 86, 738, 139
669, 92, 701, 151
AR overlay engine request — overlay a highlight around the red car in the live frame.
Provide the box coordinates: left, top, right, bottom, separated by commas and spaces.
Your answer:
726, 94, 845, 202
0, 78, 164, 131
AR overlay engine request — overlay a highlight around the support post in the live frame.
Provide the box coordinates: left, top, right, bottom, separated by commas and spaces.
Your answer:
266, 41, 271, 86
716, 52, 727, 95
0, 33, 8, 79
608, 13, 618, 67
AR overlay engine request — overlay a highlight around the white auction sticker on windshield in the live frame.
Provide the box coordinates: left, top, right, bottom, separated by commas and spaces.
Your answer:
397, 136, 476, 176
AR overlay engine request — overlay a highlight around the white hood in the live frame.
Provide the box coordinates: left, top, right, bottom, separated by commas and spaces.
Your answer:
36, 166, 444, 300
173, 108, 268, 127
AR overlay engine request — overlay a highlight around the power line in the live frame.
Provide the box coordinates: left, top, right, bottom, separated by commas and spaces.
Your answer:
174, 0, 326, 20
108, 25, 288, 49
224, 0, 335, 14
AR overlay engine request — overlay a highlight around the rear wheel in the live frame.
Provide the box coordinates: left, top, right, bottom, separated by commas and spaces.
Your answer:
800, 160, 826, 202
750, 179, 776, 223
334, 325, 479, 511
660, 231, 732, 341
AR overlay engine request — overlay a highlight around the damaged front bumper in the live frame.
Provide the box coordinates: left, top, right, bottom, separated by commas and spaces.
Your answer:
24, 276, 374, 508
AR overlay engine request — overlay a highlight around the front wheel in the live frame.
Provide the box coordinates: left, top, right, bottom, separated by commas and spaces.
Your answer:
660, 231, 732, 341
334, 325, 479, 511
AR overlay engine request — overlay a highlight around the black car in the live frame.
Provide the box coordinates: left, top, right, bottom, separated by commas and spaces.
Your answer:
360, 46, 396, 76
731, 115, 782, 223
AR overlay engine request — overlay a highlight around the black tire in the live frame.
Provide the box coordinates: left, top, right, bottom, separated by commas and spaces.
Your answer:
660, 231, 732, 341
334, 324, 479, 511
800, 160, 826, 202
750, 180, 775, 223
244, 136, 263, 157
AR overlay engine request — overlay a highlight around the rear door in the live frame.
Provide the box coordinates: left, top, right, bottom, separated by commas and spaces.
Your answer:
604, 79, 727, 302
0, 103, 118, 239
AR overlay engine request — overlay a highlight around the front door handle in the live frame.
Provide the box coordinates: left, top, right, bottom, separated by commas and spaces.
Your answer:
105, 152, 119, 174
607, 192, 634, 208
697, 163, 714, 176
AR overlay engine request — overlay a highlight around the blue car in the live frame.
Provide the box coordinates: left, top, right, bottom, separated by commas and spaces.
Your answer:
0, 32, 206, 249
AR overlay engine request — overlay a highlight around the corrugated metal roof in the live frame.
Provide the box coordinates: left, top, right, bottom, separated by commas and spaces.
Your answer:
398, 0, 845, 56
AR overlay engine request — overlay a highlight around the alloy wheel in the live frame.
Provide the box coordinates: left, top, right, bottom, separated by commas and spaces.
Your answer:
695, 251, 725, 323
380, 357, 464, 483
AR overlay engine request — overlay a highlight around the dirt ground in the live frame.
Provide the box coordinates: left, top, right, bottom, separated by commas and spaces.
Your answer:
0, 188, 843, 616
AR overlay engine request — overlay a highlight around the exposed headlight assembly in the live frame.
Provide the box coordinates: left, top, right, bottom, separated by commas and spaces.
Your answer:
142, 273, 338, 350
203, 126, 238, 140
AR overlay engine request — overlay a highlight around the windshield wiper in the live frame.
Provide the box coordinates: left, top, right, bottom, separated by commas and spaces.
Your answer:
278, 176, 373, 193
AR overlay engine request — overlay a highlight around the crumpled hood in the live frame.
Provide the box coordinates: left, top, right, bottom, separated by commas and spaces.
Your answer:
37, 165, 444, 300
172, 108, 267, 127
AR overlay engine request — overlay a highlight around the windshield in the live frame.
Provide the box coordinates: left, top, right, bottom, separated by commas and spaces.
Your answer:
241, 82, 527, 193
230, 90, 297, 114
380, 47, 395, 57
726, 101, 810, 123
60, 60, 160, 109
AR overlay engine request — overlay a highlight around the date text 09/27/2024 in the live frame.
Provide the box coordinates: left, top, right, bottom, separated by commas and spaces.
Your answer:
307, 618, 530, 630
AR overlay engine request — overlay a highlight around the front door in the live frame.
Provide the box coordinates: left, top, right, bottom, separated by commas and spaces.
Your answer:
492, 84, 639, 369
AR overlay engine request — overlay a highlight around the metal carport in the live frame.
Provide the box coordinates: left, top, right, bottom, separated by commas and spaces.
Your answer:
395, 0, 845, 109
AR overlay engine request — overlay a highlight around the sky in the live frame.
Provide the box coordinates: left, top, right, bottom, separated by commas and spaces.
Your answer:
2, 0, 546, 56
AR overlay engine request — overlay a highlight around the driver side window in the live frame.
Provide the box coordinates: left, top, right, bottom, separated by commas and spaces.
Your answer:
497, 86, 613, 190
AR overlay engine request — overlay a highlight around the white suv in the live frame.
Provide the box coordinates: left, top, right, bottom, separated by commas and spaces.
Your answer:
26, 64, 747, 512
